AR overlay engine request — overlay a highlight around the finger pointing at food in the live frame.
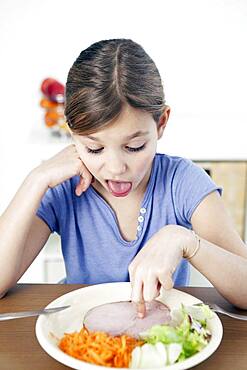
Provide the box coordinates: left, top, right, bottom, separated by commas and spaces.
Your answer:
136, 301, 146, 318
128, 225, 189, 320
129, 266, 146, 318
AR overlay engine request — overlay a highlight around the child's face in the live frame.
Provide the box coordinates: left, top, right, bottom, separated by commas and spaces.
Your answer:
73, 104, 169, 198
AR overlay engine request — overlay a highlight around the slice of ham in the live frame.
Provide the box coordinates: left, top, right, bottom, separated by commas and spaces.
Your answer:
83, 300, 171, 338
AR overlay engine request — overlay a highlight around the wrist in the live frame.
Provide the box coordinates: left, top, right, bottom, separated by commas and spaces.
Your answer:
25, 166, 50, 192
183, 230, 201, 260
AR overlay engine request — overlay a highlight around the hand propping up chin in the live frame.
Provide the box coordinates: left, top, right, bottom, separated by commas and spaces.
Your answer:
32, 144, 94, 195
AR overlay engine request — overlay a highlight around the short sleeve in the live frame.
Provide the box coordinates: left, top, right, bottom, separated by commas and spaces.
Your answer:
172, 159, 222, 225
36, 188, 60, 233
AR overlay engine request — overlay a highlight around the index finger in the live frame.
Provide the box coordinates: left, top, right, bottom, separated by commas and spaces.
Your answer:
130, 278, 146, 318
135, 301, 146, 319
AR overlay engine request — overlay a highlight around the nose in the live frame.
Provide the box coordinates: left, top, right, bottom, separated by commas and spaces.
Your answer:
106, 153, 127, 177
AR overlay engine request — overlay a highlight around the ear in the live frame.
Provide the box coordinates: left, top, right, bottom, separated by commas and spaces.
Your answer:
68, 126, 79, 146
66, 122, 74, 138
157, 106, 171, 139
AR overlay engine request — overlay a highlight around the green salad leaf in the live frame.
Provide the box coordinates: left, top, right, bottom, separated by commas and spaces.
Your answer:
139, 304, 212, 362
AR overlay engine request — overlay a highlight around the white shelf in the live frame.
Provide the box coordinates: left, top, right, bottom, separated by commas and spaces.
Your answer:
18, 233, 65, 284
27, 125, 72, 146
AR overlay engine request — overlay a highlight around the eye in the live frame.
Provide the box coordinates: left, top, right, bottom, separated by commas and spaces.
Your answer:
126, 143, 146, 152
87, 147, 104, 154
86, 143, 146, 154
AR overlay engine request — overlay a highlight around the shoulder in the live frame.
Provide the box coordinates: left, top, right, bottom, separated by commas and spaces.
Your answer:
155, 152, 192, 166
155, 153, 196, 177
155, 154, 211, 196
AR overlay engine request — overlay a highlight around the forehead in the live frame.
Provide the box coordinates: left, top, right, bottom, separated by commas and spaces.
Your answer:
85, 105, 155, 141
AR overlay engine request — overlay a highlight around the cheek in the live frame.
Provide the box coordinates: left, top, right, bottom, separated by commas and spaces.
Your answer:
81, 157, 100, 175
133, 152, 154, 176
75, 146, 100, 174
74, 142, 85, 160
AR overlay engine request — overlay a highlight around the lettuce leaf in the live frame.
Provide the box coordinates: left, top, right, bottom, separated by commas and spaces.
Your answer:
140, 304, 212, 362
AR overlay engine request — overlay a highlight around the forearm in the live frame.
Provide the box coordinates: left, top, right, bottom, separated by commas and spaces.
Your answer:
0, 168, 48, 285
189, 237, 247, 309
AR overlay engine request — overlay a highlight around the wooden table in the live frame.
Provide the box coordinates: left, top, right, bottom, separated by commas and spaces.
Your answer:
0, 284, 247, 370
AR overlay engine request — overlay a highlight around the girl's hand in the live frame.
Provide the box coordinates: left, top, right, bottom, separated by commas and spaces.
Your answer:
128, 225, 196, 317
34, 144, 93, 195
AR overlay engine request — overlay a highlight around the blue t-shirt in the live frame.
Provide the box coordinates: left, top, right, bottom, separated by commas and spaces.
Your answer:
36, 153, 222, 285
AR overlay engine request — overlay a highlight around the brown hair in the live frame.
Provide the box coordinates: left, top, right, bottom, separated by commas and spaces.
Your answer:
65, 38, 166, 135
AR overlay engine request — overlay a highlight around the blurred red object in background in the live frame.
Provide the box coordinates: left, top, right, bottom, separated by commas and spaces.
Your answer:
41, 78, 65, 103
40, 78, 69, 136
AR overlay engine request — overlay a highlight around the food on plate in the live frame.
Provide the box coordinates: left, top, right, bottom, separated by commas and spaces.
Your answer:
133, 303, 213, 367
58, 303, 213, 368
59, 327, 143, 368
130, 342, 182, 368
83, 300, 171, 338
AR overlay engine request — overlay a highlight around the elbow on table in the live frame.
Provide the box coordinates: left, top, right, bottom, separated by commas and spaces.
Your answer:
0, 290, 8, 299
0, 278, 17, 299
228, 295, 247, 310
233, 301, 247, 310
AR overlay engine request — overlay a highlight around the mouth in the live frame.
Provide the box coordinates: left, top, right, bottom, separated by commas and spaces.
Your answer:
106, 180, 132, 197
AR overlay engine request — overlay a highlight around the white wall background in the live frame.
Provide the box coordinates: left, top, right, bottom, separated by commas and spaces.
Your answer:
0, 0, 247, 212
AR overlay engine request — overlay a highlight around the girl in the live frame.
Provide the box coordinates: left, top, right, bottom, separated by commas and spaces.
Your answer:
0, 39, 247, 317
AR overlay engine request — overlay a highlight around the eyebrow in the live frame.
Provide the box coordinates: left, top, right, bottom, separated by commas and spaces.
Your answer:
87, 130, 150, 141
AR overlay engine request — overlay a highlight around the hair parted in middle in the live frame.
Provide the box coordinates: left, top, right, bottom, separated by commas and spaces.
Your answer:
65, 38, 166, 135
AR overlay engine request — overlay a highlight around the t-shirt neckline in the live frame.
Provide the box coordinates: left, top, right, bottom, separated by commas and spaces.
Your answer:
87, 155, 157, 246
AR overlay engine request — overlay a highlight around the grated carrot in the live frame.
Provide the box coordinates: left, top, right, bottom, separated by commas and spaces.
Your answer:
59, 327, 143, 368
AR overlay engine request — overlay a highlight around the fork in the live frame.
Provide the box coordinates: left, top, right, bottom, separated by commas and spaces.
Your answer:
196, 302, 247, 321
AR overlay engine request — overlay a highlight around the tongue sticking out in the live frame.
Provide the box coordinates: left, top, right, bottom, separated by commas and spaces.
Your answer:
107, 180, 132, 196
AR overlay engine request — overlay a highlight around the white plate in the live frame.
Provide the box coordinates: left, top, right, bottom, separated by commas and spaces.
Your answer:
35, 282, 223, 370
